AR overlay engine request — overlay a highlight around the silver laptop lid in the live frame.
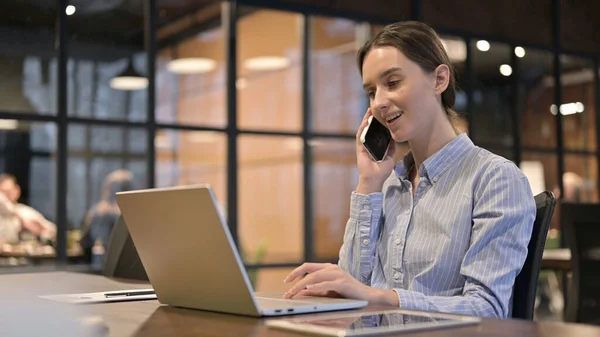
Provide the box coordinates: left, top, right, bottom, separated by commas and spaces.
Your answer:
116, 184, 261, 316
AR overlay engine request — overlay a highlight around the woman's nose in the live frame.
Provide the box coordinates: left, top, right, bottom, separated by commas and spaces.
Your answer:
373, 91, 390, 114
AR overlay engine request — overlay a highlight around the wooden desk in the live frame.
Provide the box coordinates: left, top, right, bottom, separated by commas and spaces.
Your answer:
542, 248, 572, 271
2, 272, 600, 337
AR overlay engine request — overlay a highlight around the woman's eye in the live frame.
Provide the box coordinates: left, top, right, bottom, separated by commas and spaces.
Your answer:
388, 80, 400, 87
367, 91, 375, 99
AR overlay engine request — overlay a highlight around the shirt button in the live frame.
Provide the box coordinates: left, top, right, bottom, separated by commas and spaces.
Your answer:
433, 177, 439, 183
363, 205, 370, 210
395, 238, 401, 245
393, 272, 400, 280
362, 239, 369, 246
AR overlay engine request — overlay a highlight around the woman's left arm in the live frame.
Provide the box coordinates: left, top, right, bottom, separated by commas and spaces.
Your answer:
284, 161, 536, 319
392, 161, 536, 318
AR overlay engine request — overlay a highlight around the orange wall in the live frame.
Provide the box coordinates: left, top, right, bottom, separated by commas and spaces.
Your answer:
156, 11, 372, 264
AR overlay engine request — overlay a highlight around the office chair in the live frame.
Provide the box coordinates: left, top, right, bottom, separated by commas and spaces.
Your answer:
511, 191, 556, 320
563, 202, 600, 325
103, 216, 149, 281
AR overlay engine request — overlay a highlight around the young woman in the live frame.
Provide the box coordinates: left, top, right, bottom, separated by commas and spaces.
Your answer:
283, 21, 536, 319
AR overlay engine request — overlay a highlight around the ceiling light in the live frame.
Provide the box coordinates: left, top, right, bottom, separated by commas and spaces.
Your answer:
499, 64, 512, 76
441, 38, 466, 62
66, 5, 76, 16
0, 119, 17, 130
110, 76, 148, 91
560, 102, 584, 115
166, 58, 217, 74
514, 46, 526, 58
110, 59, 148, 90
476, 40, 490, 52
550, 102, 585, 115
243, 56, 290, 72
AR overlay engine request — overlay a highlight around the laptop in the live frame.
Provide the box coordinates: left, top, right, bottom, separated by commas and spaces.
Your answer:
115, 184, 368, 317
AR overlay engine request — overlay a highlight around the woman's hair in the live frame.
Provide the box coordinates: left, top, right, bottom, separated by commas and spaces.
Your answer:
357, 21, 460, 129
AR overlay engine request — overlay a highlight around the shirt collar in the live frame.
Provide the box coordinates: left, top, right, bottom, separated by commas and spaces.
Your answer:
394, 133, 474, 184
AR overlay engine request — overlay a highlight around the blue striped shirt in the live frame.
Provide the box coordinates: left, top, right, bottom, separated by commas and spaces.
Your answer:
338, 133, 536, 318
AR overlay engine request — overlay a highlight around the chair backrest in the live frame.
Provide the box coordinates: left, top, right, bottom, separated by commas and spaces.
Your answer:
562, 202, 600, 324
103, 216, 149, 281
511, 191, 556, 319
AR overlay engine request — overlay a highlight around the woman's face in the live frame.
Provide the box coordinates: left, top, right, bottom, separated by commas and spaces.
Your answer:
361, 46, 441, 143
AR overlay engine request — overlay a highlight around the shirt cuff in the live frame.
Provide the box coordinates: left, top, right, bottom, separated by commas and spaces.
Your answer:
394, 288, 426, 311
349, 191, 383, 223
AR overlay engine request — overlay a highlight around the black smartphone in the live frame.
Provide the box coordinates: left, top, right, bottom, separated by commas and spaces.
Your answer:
359, 116, 392, 162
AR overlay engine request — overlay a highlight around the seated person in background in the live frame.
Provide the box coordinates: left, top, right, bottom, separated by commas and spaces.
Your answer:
0, 173, 56, 245
553, 171, 583, 203
283, 21, 536, 319
80, 170, 134, 251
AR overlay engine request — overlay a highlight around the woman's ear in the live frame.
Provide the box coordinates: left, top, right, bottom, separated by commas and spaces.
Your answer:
433, 64, 450, 95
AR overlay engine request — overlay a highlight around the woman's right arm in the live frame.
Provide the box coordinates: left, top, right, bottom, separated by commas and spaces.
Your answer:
337, 191, 384, 285
338, 109, 400, 285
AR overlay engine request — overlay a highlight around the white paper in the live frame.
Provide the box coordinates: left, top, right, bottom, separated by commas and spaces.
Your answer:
39, 288, 157, 304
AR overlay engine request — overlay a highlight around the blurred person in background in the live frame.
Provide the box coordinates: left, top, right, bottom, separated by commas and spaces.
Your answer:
79, 169, 134, 253
553, 172, 583, 203
0, 173, 56, 245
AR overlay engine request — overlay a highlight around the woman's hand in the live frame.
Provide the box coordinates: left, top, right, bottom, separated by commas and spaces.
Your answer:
282, 263, 399, 307
355, 109, 400, 195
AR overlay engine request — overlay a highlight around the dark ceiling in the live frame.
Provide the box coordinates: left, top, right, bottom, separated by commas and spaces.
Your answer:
0, 0, 596, 79
0, 0, 218, 60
